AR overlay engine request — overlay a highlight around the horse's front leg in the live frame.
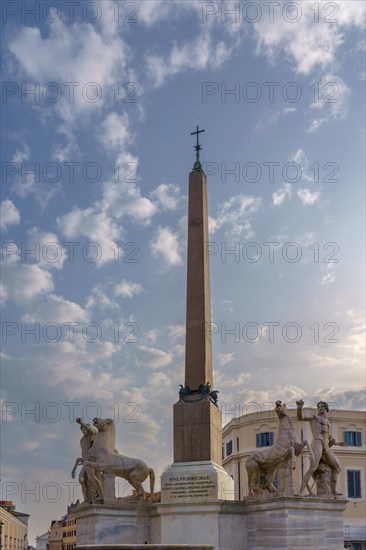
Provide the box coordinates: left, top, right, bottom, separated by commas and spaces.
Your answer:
290, 447, 297, 470
84, 460, 107, 472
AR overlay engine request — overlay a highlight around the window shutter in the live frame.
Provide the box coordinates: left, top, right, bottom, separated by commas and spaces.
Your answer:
256, 434, 260, 447
355, 471, 361, 497
347, 470, 355, 497
269, 432, 274, 445
355, 432, 362, 446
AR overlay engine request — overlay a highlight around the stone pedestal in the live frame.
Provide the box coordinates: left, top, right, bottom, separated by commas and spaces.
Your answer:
245, 496, 348, 550
173, 399, 222, 464
161, 461, 235, 503
155, 501, 247, 550
73, 503, 151, 545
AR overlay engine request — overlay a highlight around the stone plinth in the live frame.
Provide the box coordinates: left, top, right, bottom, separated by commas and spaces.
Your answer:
76, 546, 214, 550
73, 503, 151, 545
161, 461, 235, 504
73, 496, 347, 550
245, 495, 348, 550
173, 399, 222, 464
156, 501, 247, 550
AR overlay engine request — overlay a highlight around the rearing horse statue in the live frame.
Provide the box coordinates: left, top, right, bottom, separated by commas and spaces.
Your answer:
245, 401, 314, 496
81, 417, 155, 503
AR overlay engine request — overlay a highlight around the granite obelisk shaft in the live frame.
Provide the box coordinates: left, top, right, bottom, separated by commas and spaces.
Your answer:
184, 169, 213, 390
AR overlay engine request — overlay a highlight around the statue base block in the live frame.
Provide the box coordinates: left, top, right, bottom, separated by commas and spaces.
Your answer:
161, 461, 235, 503
245, 495, 348, 550
73, 503, 152, 545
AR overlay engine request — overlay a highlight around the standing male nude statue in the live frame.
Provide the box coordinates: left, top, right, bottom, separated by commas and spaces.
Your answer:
296, 400, 345, 497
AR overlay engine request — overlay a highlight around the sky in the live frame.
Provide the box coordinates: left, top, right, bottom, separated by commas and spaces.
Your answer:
1, 0, 365, 543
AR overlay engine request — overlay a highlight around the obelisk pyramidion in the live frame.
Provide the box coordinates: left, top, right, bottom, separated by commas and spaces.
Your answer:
160, 128, 234, 504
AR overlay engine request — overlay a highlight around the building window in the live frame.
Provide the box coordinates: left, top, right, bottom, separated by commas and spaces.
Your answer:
352, 543, 362, 550
226, 440, 233, 456
347, 470, 361, 498
256, 432, 274, 447
344, 431, 362, 446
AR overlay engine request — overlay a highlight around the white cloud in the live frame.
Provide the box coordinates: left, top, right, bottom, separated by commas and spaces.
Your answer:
57, 207, 121, 265
12, 143, 30, 163
8, 21, 129, 121
0, 200, 21, 231
169, 324, 185, 340
114, 279, 143, 299
310, 73, 350, 120
272, 183, 292, 206
85, 284, 119, 311
151, 183, 181, 210
253, 2, 365, 75
1, 262, 54, 305
151, 226, 183, 267
306, 118, 328, 133
135, 345, 172, 369
209, 194, 261, 238
321, 271, 336, 285
27, 228, 67, 270
146, 31, 232, 87
219, 353, 234, 367
99, 112, 131, 151
297, 188, 320, 206
21, 294, 89, 325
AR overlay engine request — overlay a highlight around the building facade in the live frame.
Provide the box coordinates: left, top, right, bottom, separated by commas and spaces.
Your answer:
0, 501, 29, 550
222, 407, 365, 550
48, 520, 63, 550
62, 508, 77, 550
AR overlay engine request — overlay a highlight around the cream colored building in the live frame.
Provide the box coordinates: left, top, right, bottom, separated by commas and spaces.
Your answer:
48, 520, 63, 550
222, 407, 365, 550
62, 509, 77, 550
0, 501, 29, 550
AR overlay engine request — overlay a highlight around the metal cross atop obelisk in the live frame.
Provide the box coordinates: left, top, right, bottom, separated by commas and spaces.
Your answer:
190, 125, 205, 172
172, 126, 222, 464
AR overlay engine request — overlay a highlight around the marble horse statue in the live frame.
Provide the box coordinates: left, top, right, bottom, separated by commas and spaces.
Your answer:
78, 417, 155, 503
245, 401, 314, 496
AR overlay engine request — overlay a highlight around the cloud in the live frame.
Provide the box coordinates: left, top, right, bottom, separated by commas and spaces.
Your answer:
151, 183, 181, 211
297, 188, 320, 205
26, 228, 67, 270
99, 112, 131, 151
219, 353, 234, 367
321, 271, 336, 285
1, 261, 54, 306
57, 206, 121, 265
272, 183, 292, 206
146, 30, 232, 87
8, 20, 129, 121
310, 73, 351, 120
135, 345, 172, 369
306, 118, 328, 133
169, 324, 185, 340
21, 294, 89, 325
209, 194, 262, 238
151, 226, 183, 267
114, 279, 143, 299
0, 200, 21, 230
86, 284, 119, 311
253, 2, 365, 75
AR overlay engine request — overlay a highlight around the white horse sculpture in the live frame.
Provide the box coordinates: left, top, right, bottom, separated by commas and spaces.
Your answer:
82, 417, 155, 502
246, 401, 314, 496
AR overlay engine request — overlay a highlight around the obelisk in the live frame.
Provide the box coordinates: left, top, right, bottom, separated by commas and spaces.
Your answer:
160, 128, 234, 504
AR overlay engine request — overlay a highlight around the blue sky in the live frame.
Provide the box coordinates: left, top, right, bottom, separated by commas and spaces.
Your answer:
1, 0, 365, 542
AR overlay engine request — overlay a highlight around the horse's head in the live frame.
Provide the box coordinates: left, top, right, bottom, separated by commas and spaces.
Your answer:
275, 400, 287, 418
93, 417, 114, 431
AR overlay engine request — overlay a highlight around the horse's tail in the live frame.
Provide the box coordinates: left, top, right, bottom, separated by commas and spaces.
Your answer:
149, 468, 155, 502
